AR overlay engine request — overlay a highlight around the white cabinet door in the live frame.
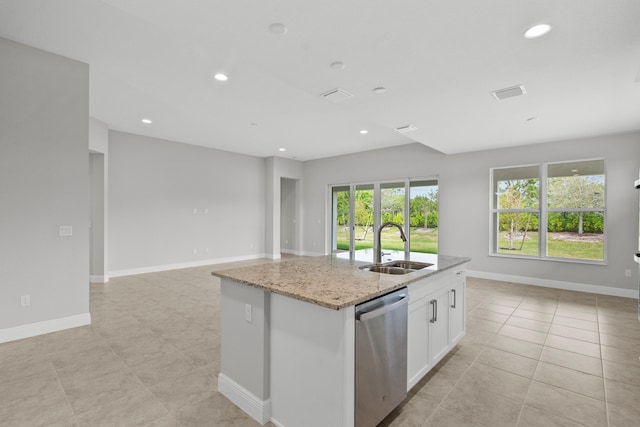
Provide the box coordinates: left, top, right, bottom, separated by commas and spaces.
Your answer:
428, 287, 450, 365
449, 269, 466, 345
407, 296, 430, 389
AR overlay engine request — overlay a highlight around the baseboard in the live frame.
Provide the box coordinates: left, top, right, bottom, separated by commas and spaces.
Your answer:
90, 275, 109, 283
0, 313, 91, 344
297, 250, 326, 257
467, 270, 638, 299
108, 254, 267, 278
218, 373, 271, 425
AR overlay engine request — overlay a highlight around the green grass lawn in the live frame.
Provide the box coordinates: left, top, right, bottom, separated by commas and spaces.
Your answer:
339, 228, 603, 260
337, 227, 438, 254
498, 231, 604, 260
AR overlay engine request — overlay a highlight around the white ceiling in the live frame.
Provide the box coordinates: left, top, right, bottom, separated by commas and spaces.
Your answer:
1, 0, 639, 161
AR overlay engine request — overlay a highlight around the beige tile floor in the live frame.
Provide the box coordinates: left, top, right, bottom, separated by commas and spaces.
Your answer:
1, 257, 639, 427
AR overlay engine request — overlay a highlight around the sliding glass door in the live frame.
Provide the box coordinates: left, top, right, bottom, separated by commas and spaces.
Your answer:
331, 178, 438, 260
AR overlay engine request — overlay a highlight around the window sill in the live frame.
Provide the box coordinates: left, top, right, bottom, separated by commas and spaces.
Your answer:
489, 252, 607, 266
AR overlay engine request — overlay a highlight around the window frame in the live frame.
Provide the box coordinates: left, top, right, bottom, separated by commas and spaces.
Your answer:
490, 159, 607, 265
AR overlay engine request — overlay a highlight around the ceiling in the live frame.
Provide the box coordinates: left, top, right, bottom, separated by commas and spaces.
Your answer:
1, 0, 639, 161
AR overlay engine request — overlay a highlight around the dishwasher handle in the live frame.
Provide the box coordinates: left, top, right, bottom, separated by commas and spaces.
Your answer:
358, 294, 407, 322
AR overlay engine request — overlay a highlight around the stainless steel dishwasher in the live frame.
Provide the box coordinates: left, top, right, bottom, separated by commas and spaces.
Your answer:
355, 287, 408, 427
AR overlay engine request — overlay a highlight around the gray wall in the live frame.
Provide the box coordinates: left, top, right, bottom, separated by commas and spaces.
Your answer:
303, 133, 640, 291
108, 131, 266, 274
0, 38, 90, 332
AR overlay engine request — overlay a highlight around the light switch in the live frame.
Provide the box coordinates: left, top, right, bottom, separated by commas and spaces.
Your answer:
59, 226, 73, 237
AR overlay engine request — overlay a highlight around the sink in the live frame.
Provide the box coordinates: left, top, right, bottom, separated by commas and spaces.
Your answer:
361, 265, 413, 275
385, 261, 433, 270
360, 261, 434, 275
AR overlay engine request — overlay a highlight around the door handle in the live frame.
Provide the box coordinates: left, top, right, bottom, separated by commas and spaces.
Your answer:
430, 299, 438, 323
451, 289, 457, 308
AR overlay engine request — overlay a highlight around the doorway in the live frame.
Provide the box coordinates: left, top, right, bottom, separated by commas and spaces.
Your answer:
280, 178, 297, 255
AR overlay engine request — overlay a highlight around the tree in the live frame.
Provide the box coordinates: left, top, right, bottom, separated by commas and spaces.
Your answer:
498, 179, 538, 250
547, 176, 604, 235
381, 188, 404, 225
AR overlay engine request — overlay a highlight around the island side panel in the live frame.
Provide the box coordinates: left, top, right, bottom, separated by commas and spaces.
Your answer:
270, 293, 355, 427
219, 278, 271, 423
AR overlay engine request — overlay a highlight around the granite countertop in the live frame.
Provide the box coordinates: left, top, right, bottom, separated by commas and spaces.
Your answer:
211, 254, 470, 310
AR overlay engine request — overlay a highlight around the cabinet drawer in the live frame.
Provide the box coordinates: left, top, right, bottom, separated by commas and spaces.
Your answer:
408, 270, 453, 303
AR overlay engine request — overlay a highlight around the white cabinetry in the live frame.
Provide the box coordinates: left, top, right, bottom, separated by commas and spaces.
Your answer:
407, 295, 430, 387
406, 265, 467, 390
449, 269, 466, 344
428, 287, 450, 364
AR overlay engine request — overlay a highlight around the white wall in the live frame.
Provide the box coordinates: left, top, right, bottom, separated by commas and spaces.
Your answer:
108, 131, 266, 275
303, 133, 640, 293
0, 37, 90, 341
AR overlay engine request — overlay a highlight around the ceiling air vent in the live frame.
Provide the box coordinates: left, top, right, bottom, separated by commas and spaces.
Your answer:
394, 124, 418, 134
321, 88, 353, 103
492, 85, 526, 100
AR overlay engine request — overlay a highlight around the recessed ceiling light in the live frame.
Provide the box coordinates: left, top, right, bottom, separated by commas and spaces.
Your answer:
330, 61, 345, 70
360, 129, 368, 134
214, 73, 228, 82
373, 87, 387, 94
269, 23, 287, 35
524, 24, 551, 39
141, 118, 152, 124
279, 148, 286, 152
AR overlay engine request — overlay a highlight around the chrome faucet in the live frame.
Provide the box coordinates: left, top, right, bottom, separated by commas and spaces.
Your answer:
375, 221, 407, 264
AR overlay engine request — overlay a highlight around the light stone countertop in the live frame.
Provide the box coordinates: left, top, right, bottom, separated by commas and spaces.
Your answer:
212, 254, 470, 310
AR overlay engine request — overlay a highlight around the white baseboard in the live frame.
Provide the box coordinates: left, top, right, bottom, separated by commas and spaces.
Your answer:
468, 270, 638, 299
218, 373, 271, 425
0, 313, 91, 344
90, 275, 109, 283
108, 254, 267, 278
297, 250, 327, 257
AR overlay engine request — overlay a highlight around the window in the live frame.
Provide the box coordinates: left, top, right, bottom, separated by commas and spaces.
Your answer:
331, 179, 438, 261
491, 159, 605, 263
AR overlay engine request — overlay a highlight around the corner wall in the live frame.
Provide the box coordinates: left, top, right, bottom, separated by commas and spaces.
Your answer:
108, 131, 266, 275
0, 38, 90, 342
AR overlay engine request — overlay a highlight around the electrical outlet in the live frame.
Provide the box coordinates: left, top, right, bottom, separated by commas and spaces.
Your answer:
21, 295, 30, 307
625, 269, 632, 277
245, 304, 252, 323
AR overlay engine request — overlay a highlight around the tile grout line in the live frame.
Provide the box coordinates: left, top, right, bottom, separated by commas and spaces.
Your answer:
596, 295, 611, 427
513, 287, 553, 427
50, 359, 81, 426
96, 311, 188, 426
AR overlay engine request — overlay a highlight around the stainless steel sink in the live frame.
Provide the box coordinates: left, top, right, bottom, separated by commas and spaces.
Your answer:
385, 261, 433, 270
362, 265, 413, 275
360, 260, 434, 275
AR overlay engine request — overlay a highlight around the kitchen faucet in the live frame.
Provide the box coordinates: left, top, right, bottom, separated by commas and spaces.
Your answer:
375, 221, 407, 264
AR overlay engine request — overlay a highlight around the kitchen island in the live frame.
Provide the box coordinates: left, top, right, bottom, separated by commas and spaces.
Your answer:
212, 253, 470, 427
